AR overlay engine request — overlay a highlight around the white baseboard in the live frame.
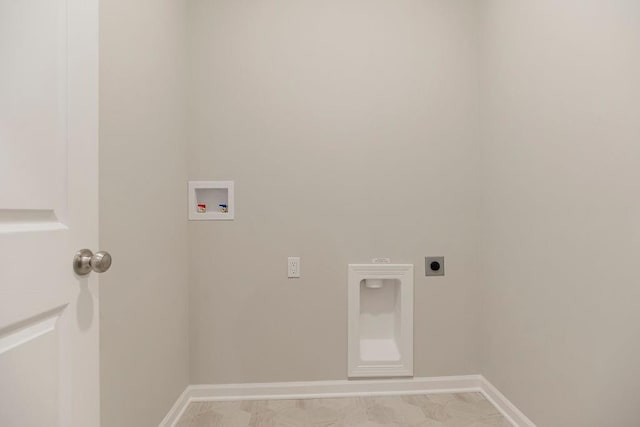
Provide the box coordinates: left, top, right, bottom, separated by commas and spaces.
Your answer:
159, 386, 191, 427
479, 376, 536, 427
159, 375, 535, 427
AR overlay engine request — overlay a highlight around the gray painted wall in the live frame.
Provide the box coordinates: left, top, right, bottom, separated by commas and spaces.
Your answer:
99, 1, 189, 426
480, 1, 640, 426
186, 0, 483, 384
98, 1, 640, 425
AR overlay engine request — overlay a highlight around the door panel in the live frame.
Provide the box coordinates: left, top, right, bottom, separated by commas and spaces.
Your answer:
0, 315, 60, 427
0, 0, 67, 213
0, 0, 99, 426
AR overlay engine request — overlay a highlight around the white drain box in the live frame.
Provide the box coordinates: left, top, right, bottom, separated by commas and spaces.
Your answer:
348, 264, 414, 378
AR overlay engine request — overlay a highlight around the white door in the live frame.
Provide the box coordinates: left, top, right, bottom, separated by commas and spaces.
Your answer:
0, 0, 100, 426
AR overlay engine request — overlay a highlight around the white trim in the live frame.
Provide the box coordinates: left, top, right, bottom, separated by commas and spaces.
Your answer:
159, 375, 535, 427
0, 307, 63, 354
479, 376, 536, 427
0, 209, 67, 233
158, 386, 191, 427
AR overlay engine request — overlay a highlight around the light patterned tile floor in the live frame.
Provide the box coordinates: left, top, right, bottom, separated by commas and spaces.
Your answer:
176, 392, 512, 427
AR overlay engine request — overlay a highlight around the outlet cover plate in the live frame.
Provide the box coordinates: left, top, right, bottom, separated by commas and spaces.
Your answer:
288, 257, 300, 278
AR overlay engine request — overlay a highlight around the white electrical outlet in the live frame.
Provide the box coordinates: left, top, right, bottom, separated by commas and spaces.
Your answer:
288, 257, 300, 278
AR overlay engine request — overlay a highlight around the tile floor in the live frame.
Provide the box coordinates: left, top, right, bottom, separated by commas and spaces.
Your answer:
176, 392, 511, 427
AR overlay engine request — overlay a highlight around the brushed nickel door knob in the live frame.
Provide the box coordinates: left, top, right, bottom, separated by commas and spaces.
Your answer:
73, 249, 112, 276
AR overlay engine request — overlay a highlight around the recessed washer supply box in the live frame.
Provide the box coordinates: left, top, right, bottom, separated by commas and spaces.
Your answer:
188, 181, 234, 220
348, 264, 414, 378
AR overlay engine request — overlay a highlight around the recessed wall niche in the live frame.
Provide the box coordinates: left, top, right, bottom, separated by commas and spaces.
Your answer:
188, 181, 234, 220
